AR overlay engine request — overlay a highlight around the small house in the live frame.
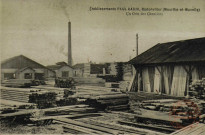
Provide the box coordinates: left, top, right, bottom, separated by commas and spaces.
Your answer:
47, 62, 73, 78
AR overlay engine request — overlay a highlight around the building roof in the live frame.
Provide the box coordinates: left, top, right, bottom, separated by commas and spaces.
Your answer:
1, 55, 55, 73
15, 67, 35, 73
72, 63, 84, 69
2, 55, 45, 69
47, 64, 73, 70
129, 37, 205, 66
56, 61, 68, 66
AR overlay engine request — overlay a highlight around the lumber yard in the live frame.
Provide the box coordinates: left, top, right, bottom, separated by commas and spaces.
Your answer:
1, 79, 205, 134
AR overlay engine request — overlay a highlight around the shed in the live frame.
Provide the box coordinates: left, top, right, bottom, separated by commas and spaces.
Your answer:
47, 64, 73, 78
128, 37, 205, 96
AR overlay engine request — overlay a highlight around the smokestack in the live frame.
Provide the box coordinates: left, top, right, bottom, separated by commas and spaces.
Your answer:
136, 34, 138, 56
68, 21, 72, 66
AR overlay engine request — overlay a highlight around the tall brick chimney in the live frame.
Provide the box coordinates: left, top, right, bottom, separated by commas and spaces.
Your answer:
68, 21, 72, 66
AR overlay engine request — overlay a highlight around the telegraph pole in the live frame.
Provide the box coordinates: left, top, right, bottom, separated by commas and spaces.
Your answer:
136, 34, 138, 56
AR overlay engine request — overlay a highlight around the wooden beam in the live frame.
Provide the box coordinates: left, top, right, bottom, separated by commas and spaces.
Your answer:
118, 120, 176, 133
30, 113, 103, 121
58, 121, 107, 134
54, 118, 121, 134
128, 69, 136, 92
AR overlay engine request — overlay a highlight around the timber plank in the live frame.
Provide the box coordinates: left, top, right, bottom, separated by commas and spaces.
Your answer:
54, 118, 121, 134
57, 121, 108, 134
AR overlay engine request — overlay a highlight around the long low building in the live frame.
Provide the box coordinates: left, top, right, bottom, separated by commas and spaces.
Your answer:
1, 55, 55, 80
129, 37, 205, 97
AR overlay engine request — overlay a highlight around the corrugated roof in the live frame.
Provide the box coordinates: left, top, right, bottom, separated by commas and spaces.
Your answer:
129, 37, 205, 66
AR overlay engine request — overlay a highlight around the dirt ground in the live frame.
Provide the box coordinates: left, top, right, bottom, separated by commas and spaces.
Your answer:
0, 121, 64, 134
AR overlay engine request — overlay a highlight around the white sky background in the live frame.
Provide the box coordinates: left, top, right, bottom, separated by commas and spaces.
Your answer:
1, 0, 205, 66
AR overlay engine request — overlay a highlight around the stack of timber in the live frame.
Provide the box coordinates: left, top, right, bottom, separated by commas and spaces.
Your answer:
33, 86, 78, 106
0, 87, 35, 103
0, 99, 36, 114
137, 99, 204, 125
128, 91, 184, 102
0, 86, 66, 108
0, 104, 96, 120
29, 92, 57, 108
55, 77, 76, 88
112, 111, 179, 133
189, 78, 205, 99
85, 94, 129, 111
139, 99, 179, 112
1, 79, 32, 88
54, 117, 164, 135
72, 86, 129, 111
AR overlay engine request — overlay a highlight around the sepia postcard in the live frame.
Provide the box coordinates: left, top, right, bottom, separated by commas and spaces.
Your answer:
0, 0, 205, 134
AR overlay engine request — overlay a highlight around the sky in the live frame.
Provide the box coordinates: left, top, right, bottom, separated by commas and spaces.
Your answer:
1, 0, 205, 66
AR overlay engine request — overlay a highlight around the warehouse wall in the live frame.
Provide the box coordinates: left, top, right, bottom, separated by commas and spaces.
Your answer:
132, 64, 203, 97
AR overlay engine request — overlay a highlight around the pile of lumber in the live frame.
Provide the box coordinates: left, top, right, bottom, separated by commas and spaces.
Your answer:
33, 86, 78, 106
29, 92, 57, 108
128, 91, 184, 102
54, 117, 159, 134
1, 79, 32, 88
70, 86, 129, 111
139, 99, 179, 112
138, 99, 204, 125
0, 86, 71, 108
85, 94, 129, 111
0, 99, 36, 114
189, 78, 205, 99
0, 87, 35, 102
0, 104, 96, 120
55, 78, 76, 88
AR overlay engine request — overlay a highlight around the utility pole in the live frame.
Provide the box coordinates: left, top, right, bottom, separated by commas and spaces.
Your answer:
136, 33, 138, 56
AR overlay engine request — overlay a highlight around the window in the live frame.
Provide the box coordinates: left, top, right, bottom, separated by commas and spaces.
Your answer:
4, 73, 15, 80
62, 71, 69, 77
24, 73, 32, 79
35, 73, 44, 80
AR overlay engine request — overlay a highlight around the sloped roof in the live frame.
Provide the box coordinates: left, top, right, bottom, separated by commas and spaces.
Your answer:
47, 64, 73, 70
1, 55, 55, 73
15, 67, 35, 73
1, 55, 46, 69
56, 61, 68, 66
72, 63, 84, 69
129, 37, 205, 66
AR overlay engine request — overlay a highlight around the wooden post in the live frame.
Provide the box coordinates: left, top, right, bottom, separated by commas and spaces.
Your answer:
182, 65, 195, 97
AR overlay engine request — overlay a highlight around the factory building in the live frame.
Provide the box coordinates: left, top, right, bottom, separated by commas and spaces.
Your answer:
1, 55, 55, 80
